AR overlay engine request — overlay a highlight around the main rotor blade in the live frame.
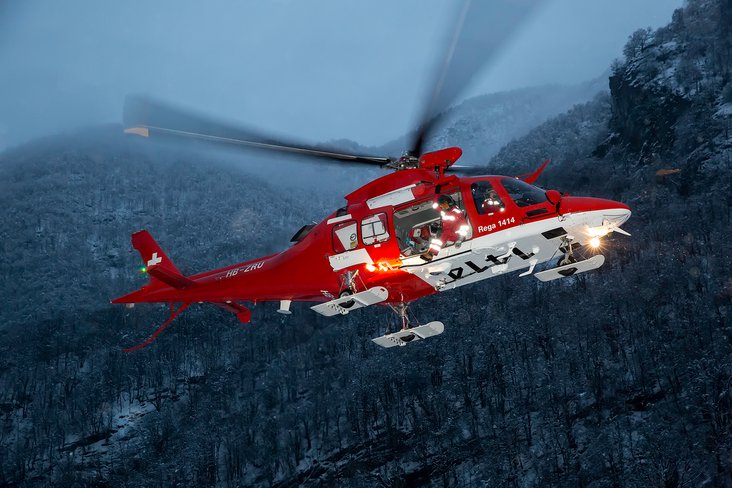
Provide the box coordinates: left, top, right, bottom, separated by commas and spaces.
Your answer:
123, 95, 392, 167
410, 0, 545, 156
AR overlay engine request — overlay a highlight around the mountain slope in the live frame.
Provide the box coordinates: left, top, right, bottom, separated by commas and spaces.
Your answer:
0, 127, 320, 329
487, 0, 732, 484
378, 74, 608, 164
2, 1, 732, 484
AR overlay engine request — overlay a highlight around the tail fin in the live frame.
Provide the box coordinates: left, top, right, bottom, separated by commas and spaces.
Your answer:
132, 230, 194, 289
520, 159, 549, 184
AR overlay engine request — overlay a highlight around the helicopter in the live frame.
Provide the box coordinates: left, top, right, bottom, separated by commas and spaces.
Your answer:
112, 0, 631, 350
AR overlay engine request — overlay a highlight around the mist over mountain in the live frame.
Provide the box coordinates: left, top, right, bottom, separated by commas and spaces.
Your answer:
0, 128, 347, 328
1, 0, 731, 485
377, 74, 609, 165
0, 0, 682, 152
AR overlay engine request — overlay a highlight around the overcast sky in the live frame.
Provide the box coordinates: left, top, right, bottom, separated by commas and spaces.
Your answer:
0, 0, 683, 151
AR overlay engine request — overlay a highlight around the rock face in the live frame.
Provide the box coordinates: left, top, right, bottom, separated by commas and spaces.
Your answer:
2, 1, 732, 486
607, 0, 732, 161
608, 72, 688, 156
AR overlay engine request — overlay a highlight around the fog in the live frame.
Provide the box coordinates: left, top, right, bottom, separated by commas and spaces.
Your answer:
0, 0, 683, 151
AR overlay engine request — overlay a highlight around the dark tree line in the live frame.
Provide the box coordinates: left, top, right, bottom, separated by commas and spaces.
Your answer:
2, 0, 732, 484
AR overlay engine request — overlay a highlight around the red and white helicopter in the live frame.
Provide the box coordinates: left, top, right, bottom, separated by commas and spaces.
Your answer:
113, 0, 631, 350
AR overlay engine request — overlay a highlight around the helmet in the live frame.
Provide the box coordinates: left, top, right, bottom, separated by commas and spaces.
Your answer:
436, 194, 454, 207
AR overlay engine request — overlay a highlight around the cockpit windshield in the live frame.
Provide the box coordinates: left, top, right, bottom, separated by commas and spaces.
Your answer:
500, 178, 547, 207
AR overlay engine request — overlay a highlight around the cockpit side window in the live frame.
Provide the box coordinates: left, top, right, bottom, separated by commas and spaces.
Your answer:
332, 221, 358, 253
471, 181, 505, 215
500, 178, 547, 207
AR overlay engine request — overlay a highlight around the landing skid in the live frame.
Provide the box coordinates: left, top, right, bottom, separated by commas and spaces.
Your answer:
372, 321, 444, 348
371, 302, 444, 348
534, 254, 605, 282
311, 286, 388, 316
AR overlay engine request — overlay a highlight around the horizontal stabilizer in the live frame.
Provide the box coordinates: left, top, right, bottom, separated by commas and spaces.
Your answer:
147, 266, 196, 289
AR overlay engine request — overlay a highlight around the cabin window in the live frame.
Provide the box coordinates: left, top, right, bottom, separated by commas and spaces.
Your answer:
332, 221, 358, 253
361, 213, 389, 245
471, 181, 505, 215
500, 178, 547, 207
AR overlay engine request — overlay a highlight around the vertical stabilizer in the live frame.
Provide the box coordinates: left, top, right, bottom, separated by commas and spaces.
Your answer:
131, 230, 193, 289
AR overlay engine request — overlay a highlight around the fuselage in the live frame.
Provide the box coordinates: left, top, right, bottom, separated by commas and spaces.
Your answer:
125, 168, 630, 306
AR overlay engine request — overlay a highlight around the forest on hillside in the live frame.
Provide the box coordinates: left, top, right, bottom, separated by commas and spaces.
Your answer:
1, 0, 731, 486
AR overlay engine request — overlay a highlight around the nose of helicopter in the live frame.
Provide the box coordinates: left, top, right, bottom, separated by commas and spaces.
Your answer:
559, 196, 631, 232
596, 199, 631, 229
602, 205, 631, 227
560, 196, 630, 215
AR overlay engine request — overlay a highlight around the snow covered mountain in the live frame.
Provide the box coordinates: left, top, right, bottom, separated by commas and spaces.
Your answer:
605, 0, 732, 165
1, 0, 731, 485
377, 74, 608, 165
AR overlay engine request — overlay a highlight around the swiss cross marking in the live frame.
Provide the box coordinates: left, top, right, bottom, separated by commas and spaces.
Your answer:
147, 252, 162, 267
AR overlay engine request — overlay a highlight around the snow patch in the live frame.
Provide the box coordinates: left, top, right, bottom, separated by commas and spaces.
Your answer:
715, 102, 732, 117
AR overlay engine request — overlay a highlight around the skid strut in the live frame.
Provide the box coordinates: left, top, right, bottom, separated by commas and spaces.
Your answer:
339, 270, 360, 293
389, 303, 412, 331
559, 236, 576, 266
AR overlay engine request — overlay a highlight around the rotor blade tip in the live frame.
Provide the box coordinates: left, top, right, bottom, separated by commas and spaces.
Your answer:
124, 127, 149, 137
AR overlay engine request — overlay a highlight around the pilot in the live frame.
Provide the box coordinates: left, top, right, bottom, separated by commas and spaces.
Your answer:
421, 195, 469, 261
481, 188, 504, 214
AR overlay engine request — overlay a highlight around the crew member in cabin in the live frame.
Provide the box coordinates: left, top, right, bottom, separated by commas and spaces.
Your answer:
407, 224, 431, 255
421, 195, 469, 261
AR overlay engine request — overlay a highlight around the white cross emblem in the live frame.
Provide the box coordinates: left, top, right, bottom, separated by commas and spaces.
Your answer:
147, 252, 162, 267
